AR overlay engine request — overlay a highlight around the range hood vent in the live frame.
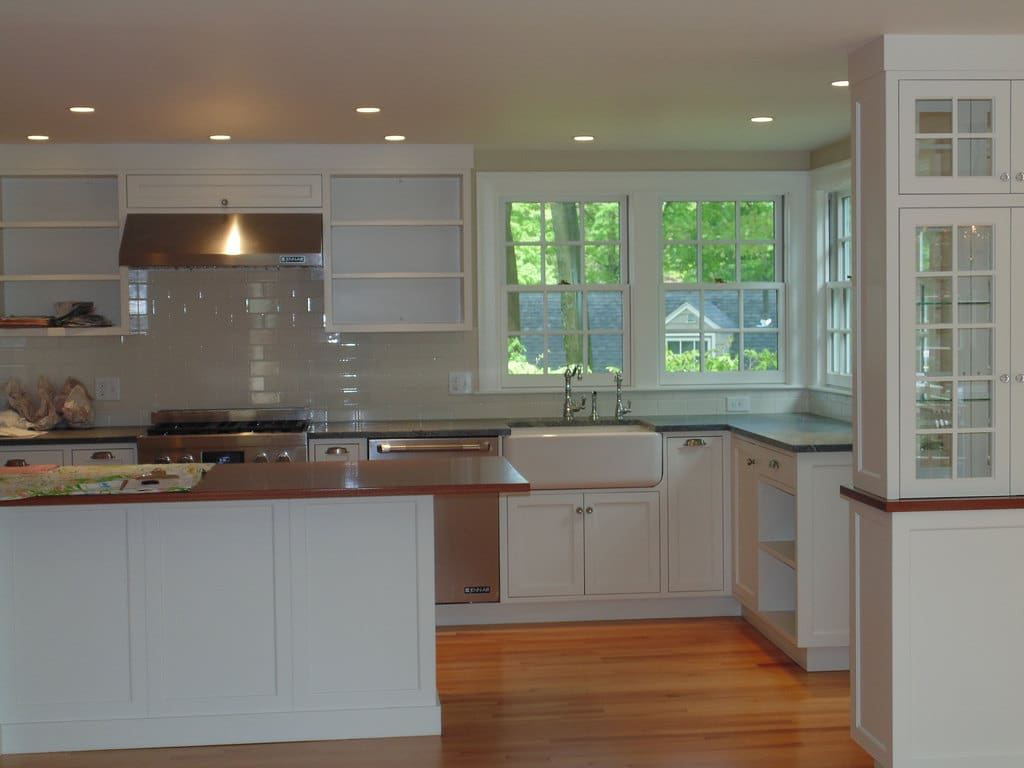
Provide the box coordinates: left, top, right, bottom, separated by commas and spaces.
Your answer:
119, 213, 323, 268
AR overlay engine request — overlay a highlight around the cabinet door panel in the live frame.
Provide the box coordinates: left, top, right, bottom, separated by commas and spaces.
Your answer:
310, 439, 365, 462
731, 439, 760, 609
898, 208, 1012, 497
506, 493, 584, 597
584, 491, 660, 595
667, 436, 725, 592
899, 81, 1012, 194
126, 174, 322, 208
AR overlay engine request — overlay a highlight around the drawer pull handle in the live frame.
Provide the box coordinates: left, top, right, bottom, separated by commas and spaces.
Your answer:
325, 446, 349, 455
684, 438, 707, 447
5, 459, 28, 467
377, 442, 491, 454
746, 457, 756, 466
91, 451, 115, 460
768, 459, 781, 470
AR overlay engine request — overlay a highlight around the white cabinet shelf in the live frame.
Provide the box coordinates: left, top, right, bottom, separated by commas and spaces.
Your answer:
731, 436, 851, 671
0, 174, 126, 335
327, 174, 470, 332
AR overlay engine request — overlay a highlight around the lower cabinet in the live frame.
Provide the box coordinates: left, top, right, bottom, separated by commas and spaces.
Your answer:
730, 436, 852, 671
505, 490, 660, 598
665, 435, 726, 593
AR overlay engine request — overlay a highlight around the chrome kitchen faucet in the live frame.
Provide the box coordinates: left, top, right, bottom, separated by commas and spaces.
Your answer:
562, 365, 586, 422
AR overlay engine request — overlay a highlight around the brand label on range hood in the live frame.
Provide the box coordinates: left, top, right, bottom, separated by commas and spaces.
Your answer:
279, 255, 308, 265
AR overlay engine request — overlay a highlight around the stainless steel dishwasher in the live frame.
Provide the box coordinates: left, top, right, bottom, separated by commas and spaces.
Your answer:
368, 436, 500, 604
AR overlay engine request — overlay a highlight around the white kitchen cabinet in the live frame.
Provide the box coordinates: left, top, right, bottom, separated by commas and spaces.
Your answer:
0, 504, 145, 723
125, 173, 323, 209
0, 174, 126, 335
327, 174, 471, 332
665, 435, 726, 594
505, 490, 660, 598
0, 442, 137, 468
730, 436, 851, 671
309, 438, 366, 462
69, 444, 137, 465
898, 80, 1019, 194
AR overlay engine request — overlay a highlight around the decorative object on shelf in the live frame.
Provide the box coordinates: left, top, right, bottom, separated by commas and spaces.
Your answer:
52, 301, 112, 328
4, 375, 95, 429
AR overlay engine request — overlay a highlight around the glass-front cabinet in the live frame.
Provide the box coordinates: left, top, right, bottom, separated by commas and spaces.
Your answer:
898, 81, 1020, 194
899, 208, 1014, 496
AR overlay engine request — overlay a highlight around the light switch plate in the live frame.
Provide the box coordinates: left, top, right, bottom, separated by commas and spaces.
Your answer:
448, 371, 473, 395
726, 395, 751, 412
95, 376, 121, 401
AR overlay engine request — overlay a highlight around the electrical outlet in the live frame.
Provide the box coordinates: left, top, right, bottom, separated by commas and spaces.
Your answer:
94, 376, 121, 401
448, 371, 473, 395
726, 395, 751, 412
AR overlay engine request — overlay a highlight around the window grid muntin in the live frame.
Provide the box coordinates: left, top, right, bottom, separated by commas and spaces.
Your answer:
825, 191, 853, 382
661, 198, 783, 376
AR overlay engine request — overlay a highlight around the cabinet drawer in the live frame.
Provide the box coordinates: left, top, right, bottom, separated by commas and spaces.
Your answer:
311, 440, 365, 462
0, 447, 64, 467
759, 446, 796, 490
126, 174, 323, 208
70, 446, 137, 466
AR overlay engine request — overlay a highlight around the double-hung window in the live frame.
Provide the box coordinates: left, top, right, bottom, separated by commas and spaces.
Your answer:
825, 190, 853, 387
502, 199, 627, 386
660, 199, 783, 381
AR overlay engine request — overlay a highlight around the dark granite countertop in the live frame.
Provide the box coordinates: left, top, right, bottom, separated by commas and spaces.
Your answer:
0, 414, 852, 454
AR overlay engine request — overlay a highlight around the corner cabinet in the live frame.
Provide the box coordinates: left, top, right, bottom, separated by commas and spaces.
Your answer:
0, 175, 127, 335
730, 437, 851, 671
326, 174, 471, 332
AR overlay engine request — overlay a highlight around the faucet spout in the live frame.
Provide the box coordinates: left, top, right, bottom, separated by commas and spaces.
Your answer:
562, 365, 585, 422
614, 372, 632, 421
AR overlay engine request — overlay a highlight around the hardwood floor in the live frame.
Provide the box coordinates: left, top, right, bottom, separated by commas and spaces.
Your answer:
0, 618, 873, 767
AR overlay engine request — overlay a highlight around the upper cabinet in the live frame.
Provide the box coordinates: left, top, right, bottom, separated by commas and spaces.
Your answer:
125, 174, 323, 209
899, 80, 1024, 194
0, 174, 126, 335
326, 174, 471, 332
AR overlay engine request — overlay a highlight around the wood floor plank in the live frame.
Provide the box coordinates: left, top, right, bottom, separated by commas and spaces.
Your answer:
0, 617, 872, 768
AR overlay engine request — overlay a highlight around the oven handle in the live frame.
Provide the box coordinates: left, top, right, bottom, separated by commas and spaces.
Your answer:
376, 441, 492, 454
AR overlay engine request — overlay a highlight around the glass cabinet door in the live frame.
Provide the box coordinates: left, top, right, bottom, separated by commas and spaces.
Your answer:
900, 208, 1011, 497
899, 81, 1012, 194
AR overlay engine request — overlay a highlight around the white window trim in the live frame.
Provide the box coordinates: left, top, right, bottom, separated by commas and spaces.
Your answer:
477, 171, 810, 393
811, 161, 852, 391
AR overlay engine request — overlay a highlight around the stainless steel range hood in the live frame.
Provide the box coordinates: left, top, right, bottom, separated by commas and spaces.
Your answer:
119, 213, 323, 268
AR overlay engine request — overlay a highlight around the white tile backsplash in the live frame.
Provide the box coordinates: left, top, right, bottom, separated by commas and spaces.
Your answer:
3, 268, 821, 426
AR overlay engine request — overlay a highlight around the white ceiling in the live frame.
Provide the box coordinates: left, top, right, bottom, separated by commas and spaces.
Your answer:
4, 0, 1024, 153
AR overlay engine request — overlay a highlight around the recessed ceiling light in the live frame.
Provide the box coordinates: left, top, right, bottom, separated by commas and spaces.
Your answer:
68, 106, 95, 113
355, 106, 381, 114
384, 135, 406, 142
831, 80, 850, 87
573, 135, 595, 142
209, 134, 232, 141
27, 134, 49, 141
750, 116, 774, 124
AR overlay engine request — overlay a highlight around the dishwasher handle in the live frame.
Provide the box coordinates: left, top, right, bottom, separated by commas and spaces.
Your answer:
376, 441, 492, 455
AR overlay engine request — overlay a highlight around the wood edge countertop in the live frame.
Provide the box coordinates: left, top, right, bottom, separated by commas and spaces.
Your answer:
2, 456, 530, 506
840, 484, 1024, 513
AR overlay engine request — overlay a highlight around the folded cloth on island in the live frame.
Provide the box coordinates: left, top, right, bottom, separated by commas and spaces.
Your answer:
0, 409, 45, 437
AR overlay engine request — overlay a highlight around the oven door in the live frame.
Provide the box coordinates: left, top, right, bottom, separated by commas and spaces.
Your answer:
368, 437, 500, 604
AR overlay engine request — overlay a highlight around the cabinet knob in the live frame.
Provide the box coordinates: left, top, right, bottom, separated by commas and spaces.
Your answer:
91, 450, 115, 460
325, 446, 349, 455
1016, 374, 1024, 384
746, 457, 756, 466
1000, 374, 1011, 383
684, 438, 707, 447
1001, 172, 1011, 182
575, 506, 584, 515
768, 459, 780, 470
220, 198, 229, 206
585, 506, 593, 515
1016, 172, 1024, 183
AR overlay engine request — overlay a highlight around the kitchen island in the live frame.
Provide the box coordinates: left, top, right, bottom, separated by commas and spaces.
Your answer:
0, 458, 528, 755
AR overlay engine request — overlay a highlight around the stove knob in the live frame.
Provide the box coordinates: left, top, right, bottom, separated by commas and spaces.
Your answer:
156, 455, 172, 464
179, 454, 196, 464
253, 452, 270, 463
275, 451, 292, 463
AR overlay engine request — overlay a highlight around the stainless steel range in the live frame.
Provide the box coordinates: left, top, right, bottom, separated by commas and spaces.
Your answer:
136, 408, 311, 464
